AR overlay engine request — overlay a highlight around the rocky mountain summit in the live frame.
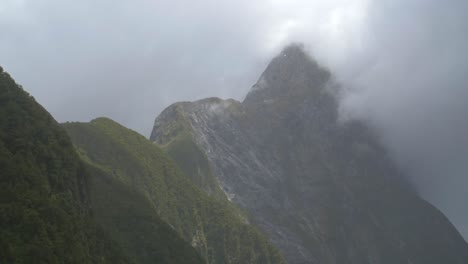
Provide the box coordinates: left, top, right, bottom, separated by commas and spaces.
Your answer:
151, 44, 468, 264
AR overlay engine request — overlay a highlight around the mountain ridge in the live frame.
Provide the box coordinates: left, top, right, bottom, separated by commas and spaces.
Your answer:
151, 44, 468, 264
65, 117, 286, 264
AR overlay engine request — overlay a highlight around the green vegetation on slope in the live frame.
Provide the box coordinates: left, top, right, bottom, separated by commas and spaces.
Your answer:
63, 118, 285, 264
0, 66, 130, 263
151, 103, 227, 200
84, 163, 204, 264
164, 131, 227, 200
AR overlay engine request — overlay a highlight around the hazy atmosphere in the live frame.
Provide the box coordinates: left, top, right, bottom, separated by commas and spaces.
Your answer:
1, 0, 467, 240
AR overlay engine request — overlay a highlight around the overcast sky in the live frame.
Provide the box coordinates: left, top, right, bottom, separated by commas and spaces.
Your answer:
1, 0, 467, 239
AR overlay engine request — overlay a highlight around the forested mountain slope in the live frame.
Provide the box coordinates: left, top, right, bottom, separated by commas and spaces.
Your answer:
83, 162, 204, 264
0, 66, 130, 263
0, 66, 204, 264
63, 118, 285, 264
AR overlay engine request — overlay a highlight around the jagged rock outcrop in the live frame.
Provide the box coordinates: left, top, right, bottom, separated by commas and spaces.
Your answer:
151, 44, 468, 264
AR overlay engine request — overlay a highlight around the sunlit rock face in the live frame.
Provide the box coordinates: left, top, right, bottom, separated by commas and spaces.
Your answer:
151, 44, 468, 264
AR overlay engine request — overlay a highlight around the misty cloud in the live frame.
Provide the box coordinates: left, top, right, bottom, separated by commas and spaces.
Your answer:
0, 0, 369, 134
335, 0, 468, 237
1, 0, 467, 237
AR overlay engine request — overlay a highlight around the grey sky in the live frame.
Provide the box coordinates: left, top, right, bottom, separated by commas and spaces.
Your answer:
1, 0, 467, 238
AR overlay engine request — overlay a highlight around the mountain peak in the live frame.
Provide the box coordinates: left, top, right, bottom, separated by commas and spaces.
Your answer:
278, 43, 308, 60
243, 43, 331, 106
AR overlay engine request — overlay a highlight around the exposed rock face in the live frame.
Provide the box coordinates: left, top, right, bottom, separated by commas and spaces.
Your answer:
151, 44, 468, 264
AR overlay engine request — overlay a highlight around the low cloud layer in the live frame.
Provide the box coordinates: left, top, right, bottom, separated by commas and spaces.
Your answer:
1, 0, 467, 237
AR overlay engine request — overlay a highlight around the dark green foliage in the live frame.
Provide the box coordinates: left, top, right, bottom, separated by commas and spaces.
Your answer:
63, 118, 285, 264
85, 164, 204, 264
0, 68, 131, 263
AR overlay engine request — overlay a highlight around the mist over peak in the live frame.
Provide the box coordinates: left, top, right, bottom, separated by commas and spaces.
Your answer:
244, 43, 331, 107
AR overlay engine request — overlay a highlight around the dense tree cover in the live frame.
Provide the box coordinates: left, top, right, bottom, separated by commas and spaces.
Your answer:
63, 118, 285, 264
0, 66, 202, 264
0, 66, 131, 263
85, 163, 204, 264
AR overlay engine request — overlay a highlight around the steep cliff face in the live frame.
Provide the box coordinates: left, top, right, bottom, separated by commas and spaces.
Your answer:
151, 45, 468, 264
